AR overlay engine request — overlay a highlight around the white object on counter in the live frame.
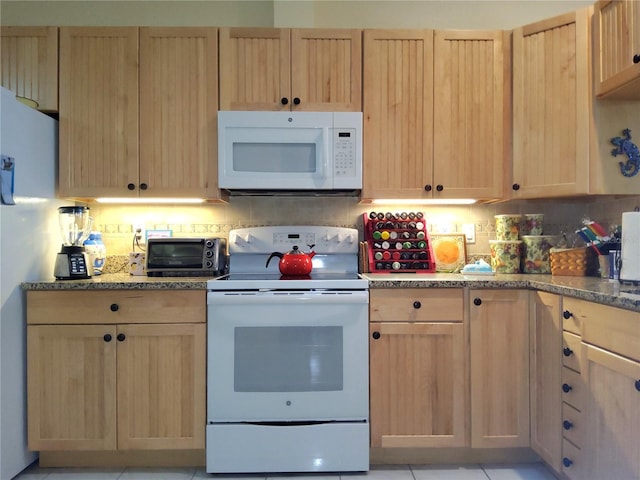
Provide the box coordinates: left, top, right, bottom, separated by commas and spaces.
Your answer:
620, 212, 640, 282
129, 252, 146, 276
461, 259, 495, 275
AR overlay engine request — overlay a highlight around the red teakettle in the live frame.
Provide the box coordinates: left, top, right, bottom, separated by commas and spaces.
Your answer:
266, 245, 316, 276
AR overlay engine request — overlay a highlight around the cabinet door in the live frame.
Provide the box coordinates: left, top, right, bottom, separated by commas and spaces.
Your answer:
529, 292, 562, 472
433, 30, 508, 200
117, 323, 206, 450
59, 27, 139, 198
370, 322, 467, 448
594, 0, 640, 99
585, 345, 640, 480
1, 26, 58, 111
469, 289, 530, 448
291, 29, 362, 111
512, 10, 590, 199
362, 30, 434, 200
139, 28, 222, 199
27, 325, 117, 451
219, 28, 290, 111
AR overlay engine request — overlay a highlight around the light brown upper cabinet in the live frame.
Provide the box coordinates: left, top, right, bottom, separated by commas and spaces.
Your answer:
139, 28, 220, 199
513, 8, 640, 198
0, 26, 58, 112
219, 28, 361, 111
362, 30, 434, 200
433, 30, 509, 200
511, 10, 591, 199
362, 29, 508, 201
59, 27, 223, 201
594, 0, 640, 99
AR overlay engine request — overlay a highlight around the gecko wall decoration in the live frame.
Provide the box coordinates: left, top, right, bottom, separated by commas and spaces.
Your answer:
610, 129, 640, 178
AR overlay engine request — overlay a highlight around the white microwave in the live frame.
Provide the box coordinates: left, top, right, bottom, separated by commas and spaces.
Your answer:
218, 111, 362, 192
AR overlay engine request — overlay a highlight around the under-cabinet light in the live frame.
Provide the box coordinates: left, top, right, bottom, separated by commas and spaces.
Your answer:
370, 198, 477, 205
95, 197, 206, 204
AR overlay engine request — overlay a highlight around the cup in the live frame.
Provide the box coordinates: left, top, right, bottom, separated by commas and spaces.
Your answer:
495, 214, 522, 241
129, 252, 146, 276
523, 214, 544, 235
490, 240, 523, 273
609, 250, 621, 280
598, 255, 610, 279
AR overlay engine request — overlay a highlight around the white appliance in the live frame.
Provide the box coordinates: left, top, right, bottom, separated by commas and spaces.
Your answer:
206, 226, 369, 473
217, 111, 362, 192
620, 211, 640, 284
0, 86, 66, 478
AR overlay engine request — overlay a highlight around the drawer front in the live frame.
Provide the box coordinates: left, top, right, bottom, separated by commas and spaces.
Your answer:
370, 288, 463, 322
561, 367, 584, 412
580, 303, 640, 362
562, 297, 582, 334
562, 331, 583, 372
27, 290, 206, 325
562, 438, 585, 480
561, 402, 583, 448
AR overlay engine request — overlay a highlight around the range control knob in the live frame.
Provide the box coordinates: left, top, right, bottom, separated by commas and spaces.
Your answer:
232, 233, 253, 245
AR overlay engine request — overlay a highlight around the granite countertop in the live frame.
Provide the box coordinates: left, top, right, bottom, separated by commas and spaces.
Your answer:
22, 272, 640, 313
22, 273, 211, 290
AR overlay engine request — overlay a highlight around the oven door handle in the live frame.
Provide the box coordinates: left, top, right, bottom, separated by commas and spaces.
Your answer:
207, 291, 368, 305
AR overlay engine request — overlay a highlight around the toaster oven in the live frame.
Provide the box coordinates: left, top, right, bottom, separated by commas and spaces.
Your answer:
145, 237, 227, 277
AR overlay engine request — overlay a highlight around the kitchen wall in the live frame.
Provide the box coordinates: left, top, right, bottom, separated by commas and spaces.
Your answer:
3, 0, 638, 261
91, 195, 640, 261
1, 0, 595, 28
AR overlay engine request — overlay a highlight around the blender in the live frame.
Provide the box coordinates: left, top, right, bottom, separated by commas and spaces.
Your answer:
54, 206, 94, 279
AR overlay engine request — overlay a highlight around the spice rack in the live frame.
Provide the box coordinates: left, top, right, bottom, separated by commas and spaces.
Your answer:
362, 212, 436, 273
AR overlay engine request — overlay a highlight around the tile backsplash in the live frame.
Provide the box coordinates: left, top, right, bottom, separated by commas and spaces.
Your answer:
89, 195, 640, 258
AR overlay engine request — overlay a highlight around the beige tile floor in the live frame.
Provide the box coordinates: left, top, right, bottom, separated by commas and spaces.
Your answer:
14, 463, 559, 480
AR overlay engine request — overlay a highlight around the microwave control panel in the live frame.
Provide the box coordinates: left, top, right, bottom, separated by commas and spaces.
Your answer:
333, 129, 357, 178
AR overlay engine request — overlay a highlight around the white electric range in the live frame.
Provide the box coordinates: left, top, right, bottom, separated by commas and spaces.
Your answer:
205, 226, 369, 474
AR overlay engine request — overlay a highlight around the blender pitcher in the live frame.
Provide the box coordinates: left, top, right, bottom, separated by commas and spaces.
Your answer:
54, 206, 95, 279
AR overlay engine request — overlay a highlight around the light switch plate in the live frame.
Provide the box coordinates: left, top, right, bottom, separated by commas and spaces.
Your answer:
462, 223, 476, 244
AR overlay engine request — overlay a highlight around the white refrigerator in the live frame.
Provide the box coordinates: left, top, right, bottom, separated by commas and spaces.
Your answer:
0, 86, 67, 479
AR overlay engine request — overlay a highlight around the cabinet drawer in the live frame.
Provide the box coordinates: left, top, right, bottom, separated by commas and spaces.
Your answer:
562, 438, 585, 480
562, 297, 582, 334
27, 290, 205, 325
580, 303, 640, 362
561, 402, 583, 448
562, 331, 583, 372
370, 289, 463, 322
561, 366, 584, 412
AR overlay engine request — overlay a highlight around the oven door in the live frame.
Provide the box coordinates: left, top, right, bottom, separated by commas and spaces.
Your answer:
207, 290, 369, 422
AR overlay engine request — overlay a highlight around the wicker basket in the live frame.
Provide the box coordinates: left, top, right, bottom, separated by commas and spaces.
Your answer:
550, 247, 599, 276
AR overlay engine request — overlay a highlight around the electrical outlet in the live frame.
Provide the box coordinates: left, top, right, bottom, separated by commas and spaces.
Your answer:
462, 223, 476, 244
133, 223, 146, 244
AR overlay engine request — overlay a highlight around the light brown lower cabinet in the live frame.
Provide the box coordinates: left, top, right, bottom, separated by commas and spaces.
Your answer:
584, 345, 640, 480
469, 289, 530, 448
369, 289, 467, 449
369, 321, 467, 448
557, 296, 640, 480
529, 292, 562, 471
26, 290, 206, 462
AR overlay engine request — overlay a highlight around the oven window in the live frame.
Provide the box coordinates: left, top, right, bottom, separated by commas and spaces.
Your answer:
234, 326, 343, 392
